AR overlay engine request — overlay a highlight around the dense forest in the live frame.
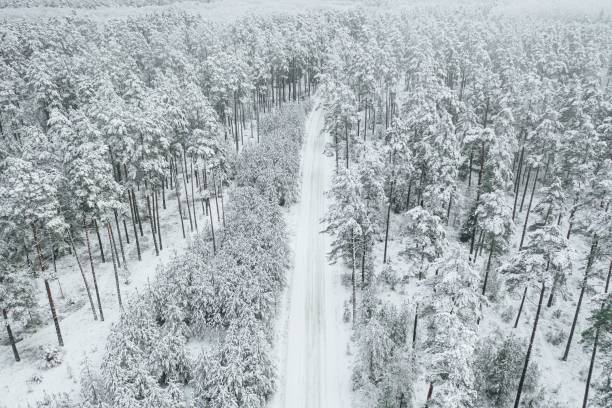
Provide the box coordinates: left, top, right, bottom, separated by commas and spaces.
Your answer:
1, 3, 611, 408
0, 0, 216, 9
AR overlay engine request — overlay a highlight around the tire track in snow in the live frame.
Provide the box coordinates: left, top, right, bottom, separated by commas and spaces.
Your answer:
273, 104, 351, 408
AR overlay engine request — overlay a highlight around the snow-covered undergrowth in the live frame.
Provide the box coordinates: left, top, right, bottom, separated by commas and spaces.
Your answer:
315, 7, 611, 408
27, 104, 306, 407
1, 3, 611, 408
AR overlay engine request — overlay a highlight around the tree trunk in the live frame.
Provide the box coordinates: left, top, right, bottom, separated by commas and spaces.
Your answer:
584, 260, 611, 407
219, 180, 226, 228
474, 229, 484, 262
519, 167, 540, 251
161, 177, 166, 210
412, 304, 418, 348
234, 93, 240, 152
181, 153, 194, 232
213, 173, 221, 223
363, 99, 368, 141
33, 225, 63, 347
106, 223, 123, 309
467, 149, 473, 188
128, 192, 142, 261
175, 174, 186, 239
146, 195, 160, 256
190, 159, 198, 232
583, 321, 600, 408
605, 259, 611, 293
547, 272, 558, 308
351, 232, 357, 326
113, 209, 127, 267
93, 219, 105, 262
482, 238, 494, 296
84, 217, 104, 320
383, 179, 395, 264
513, 281, 545, 408
132, 190, 144, 237
3, 308, 20, 362
50, 246, 65, 299
361, 233, 366, 289
519, 166, 532, 213
514, 285, 528, 329
562, 237, 598, 361
155, 191, 163, 251
334, 131, 339, 173
345, 121, 349, 169
512, 148, 525, 221
208, 198, 216, 255
109, 217, 121, 269
67, 228, 97, 321
122, 215, 129, 245
426, 382, 434, 403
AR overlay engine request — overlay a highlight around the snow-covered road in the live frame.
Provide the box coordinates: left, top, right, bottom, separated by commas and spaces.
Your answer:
273, 105, 351, 408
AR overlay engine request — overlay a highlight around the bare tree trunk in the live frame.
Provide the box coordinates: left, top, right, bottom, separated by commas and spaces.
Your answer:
514, 285, 528, 329
93, 219, 105, 262
131, 190, 144, 237
547, 275, 557, 308
519, 166, 532, 213
583, 325, 599, 408
351, 232, 357, 326
84, 217, 104, 320
482, 238, 494, 296
3, 309, 20, 362
33, 225, 63, 346
50, 245, 65, 299
113, 209, 127, 266
190, 159, 198, 232
128, 192, 142, 261
514, 281, 545, 408
182, 152, 194, 232
146, 195, 160, 256
208, 198, 216, 255
220, 184, 226, 228
109, 217, 121, 269
106, 223, 123, 309
161, 177, 166, 210
67, 228, 97, 321
345, 121, 349, 169
562, 237, 598, 361
412, 304, 418, 348
467, 149, 473, 188
175, 172, 186, 239
583, 259, 611, 408
213, 172, 221, 223
122, 215, 129, 245
361, 233, 366, 289
519, 167, 540, 250
383, 179, 395, 264
155, 191, 163, 251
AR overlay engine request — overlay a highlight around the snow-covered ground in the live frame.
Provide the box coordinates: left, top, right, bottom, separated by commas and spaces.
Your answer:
0, 187, 223, 407
272, 103, 352, 408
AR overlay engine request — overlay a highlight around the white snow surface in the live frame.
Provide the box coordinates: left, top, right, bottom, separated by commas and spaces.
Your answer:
0, 188, 223, 407
271, 103, 352, 408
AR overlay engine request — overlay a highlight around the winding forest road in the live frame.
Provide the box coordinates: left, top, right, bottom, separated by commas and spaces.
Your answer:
273, 104, 351, 408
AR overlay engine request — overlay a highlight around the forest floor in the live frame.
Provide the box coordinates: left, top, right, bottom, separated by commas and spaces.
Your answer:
0, 178, 225, 407
369, 167, 600, 407
271, 103, 352, 408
